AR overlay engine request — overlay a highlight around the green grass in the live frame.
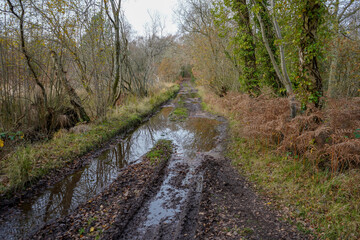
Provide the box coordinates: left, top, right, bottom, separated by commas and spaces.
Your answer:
198, 87, 360, 239
240, 227, 254, 236
146, 150, 164, 164
145, 139, 173, 165
0, 85, 179, 196
169, 107, 188, 121
177, 95, 186, 107
228, 136, 360, 239
169, 94, 189, 121
188, 92, 199, 98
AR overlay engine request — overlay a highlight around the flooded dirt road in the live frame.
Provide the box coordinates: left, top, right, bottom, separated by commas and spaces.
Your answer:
1, 81, 308, 239
0, 82, 225, 239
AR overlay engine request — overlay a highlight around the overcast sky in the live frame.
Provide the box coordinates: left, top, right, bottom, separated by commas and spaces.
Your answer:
123, 0, 179, 36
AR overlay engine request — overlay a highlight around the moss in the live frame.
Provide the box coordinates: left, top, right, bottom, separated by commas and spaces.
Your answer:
1, 85, 179, 196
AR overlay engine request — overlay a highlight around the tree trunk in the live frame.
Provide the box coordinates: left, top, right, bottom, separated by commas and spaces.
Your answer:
7, 0, 48, 109
51, 51, 90, 122
298, 0, 324, 107
252, 0, 296, 118
327, 39, 339, 98
73, 55, 94, 96
257, 1, 281, 92
328, 1, 340, 98
112, 23, 121, 105
234, 0, 260, 96
270, 0, 292, 92
104, 0, 123, 106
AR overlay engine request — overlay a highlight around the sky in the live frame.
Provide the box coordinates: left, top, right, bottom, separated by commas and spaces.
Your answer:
122, 0, 179, 36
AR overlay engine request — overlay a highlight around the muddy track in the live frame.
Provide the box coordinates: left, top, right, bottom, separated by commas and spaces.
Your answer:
31, 142, 173, 239
0, 103, 169, 209
110, 82, 228, 239
196, 153, 309, 239
3, 81, 309, 239
106, 81, 308, 239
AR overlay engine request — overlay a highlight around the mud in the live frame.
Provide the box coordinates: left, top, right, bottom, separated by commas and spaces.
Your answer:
114, 83, 227, 240
32, 141, 173, 239
195, 154, 309, 239
0, 109, 174, 240
1, 81, 309, 240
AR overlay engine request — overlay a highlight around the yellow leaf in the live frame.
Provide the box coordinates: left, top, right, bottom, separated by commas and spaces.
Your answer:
90, 227, 95, 232
0, 139, 4, 148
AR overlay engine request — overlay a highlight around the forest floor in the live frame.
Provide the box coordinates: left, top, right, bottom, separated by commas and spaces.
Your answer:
3, 81, 309, 239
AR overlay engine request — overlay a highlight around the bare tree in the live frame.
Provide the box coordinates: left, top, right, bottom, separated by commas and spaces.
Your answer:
6, 0, 48, 109
51, 51, 90, 122
327, 0, 360, 97
103, 0, 124, 105
129, 12, 174, 96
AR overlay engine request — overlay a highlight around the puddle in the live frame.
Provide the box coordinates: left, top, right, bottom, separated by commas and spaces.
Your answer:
143, 158, 188, 227
0, 105, 222, 239
119, 86, 224, 239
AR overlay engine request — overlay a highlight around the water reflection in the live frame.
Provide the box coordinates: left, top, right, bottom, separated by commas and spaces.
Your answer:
0, 106, 221, 239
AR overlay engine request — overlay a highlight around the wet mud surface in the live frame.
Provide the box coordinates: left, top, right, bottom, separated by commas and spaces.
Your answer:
0, 81, 309, 239
195, 154, 309, 240
32, 142, 173, 239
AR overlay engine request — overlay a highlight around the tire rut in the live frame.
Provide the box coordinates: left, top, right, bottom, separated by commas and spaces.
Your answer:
29, 80, 309, 239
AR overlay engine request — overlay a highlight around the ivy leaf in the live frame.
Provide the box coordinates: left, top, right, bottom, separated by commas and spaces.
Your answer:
354, 129, 360, 139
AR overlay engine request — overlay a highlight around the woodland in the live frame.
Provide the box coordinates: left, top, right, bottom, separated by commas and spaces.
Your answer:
178, 0, 360, 170
0, 0, 359, 239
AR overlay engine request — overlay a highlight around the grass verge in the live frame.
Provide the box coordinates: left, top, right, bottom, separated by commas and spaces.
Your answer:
198, 86, 360, 239
0, 85, 179, 196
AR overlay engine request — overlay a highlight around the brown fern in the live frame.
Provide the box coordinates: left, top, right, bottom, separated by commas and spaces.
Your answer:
207, 90, 360, 172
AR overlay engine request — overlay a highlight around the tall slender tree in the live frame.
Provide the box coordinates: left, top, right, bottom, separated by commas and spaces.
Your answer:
251, 0, 296, 117
227, 0, 260, 96
6, 0, 48, 109
103, 0, 124, 106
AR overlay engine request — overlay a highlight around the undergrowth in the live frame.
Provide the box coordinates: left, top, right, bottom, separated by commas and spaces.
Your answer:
198, 86, 360, 239
0, 85, 179, 196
